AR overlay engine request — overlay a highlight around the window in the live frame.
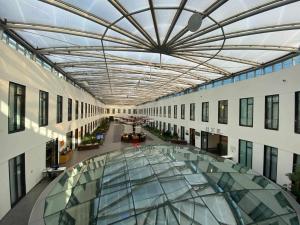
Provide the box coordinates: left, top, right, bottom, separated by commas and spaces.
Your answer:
218, 100, 228, 124
264, 145, 278, 182
8, 82, 25, 133
57, 95, 63, 123
202, 102, 209, 122
68, 98, 72, 121
88, 104, 90, 117
239, 140, 253, 168
265, 95, 279, 130
295, 92, 300, 133
181, 104, 185, 120
180, 126, 185, 140
39, 91, 49, 126
240, 97, 253, 127
190, 103, 195, 121
85, 103, 87, 118
159, 106, 162, 117
174, 105, 177, 119
168, 106, 171, 118
81, 102, 83, 119
75, 100, 79, 120
163, 106, 166, 117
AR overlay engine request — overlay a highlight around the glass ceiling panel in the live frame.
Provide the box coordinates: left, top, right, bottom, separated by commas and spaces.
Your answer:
1, 0, 300, 104
42, 145, 300, 225
63, 0, 122, 23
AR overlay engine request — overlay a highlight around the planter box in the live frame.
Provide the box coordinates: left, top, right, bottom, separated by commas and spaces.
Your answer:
78, 143, 100, 151
59, 150, 73, 164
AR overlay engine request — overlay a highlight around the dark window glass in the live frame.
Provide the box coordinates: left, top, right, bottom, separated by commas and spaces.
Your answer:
239, 139, 253, 168
168, 106, 171, 118
68, 98, 72, 121
265, 95, 279, 130
202, 102, 209, 122
81, 102, 83, 119
174, 105, 177, 119
88, 104, 90, 117
180, 126, 185, 140
8, 82, 26, 133
75, 100, 78, 120
190, 103, 195, 121
57, 95, 63, 123
218, 100, 228, 124
85, 103, 87, 118
295, 92, 300, 133
159, 106, 162, 117
264, 145, 278, 182
181, 104, 185, 120
163, 106, 166, 117
240, 97, 253, 127
39, 90, 48, 126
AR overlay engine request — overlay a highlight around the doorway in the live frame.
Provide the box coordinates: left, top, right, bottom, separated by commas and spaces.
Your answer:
180, 126, 185, 140
190, 128, 195, 146
75, 129, 78, 149
46, 138, 58, 168
66, 131, 73, 149
201, 131, 228, 156
9, 153, 26, 207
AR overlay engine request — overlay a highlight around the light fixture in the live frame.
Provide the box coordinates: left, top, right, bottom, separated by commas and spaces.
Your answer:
187, 12, 203, 32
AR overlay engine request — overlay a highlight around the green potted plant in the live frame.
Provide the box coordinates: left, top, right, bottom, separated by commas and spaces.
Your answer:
287, 165, 300, 202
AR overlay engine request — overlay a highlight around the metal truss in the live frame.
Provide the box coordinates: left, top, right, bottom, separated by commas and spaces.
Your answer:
2, 0, 300, 105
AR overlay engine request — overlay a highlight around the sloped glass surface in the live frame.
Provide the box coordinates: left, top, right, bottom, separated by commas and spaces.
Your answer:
43, 145, 300, 225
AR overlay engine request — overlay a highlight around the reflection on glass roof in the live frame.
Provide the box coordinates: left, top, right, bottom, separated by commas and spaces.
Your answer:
1, 0, 300, 104
43, 145, 299, 225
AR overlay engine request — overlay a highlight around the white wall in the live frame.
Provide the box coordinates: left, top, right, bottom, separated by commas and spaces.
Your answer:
137, 64, 300, 187
0, 41, 107, 219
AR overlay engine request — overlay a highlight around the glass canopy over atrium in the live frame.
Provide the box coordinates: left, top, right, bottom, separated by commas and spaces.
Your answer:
43, 145, 299, 225
1, 0, 300, 105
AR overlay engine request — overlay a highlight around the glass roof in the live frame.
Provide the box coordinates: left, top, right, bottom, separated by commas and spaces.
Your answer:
1, 0, 300, 104
43, 145, 299, 225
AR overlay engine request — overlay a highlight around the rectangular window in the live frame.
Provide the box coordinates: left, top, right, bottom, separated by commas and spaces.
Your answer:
218, 100, 228, 124
39, 90, 49, 127
85, 103, 87, 118
202, 102, 209, 122
8, 82, 26, 133
240, 97, 253, 127
265, 95, 279, 130
75, 100, 79, 120
68, 98, 72, 121
181, 104, 185, 120
168, 106, 171, 118
174, 105, 177, 119
180, 126, 185, 140
163, 106, 166, 117
57, 95, 63, 123
190, 103, 195, 121
264, 145, 278, 182
295, 92, 300, 133
81, 102, 83, 119
88, 104, 90, 117
159, 107, 162, 117
239, 139, 253, 168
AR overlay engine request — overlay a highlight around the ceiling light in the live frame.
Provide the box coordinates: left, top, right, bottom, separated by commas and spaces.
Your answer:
188, 12, 203, 32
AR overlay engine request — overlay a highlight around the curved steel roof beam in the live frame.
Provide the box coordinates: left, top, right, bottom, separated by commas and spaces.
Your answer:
167, 0, 228, 47
171, 0, 299, 48
174, 52, 260, 66
4, 22, 146, 49
173, 44, 300, 52
177, 23, 300, 48
37, 46, 149, 53
108, 0, 157, 47
38, 0, 151, 48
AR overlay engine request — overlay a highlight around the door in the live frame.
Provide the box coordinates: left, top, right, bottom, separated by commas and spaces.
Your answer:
201, 131, 208, 150
180, 126, 185, 140
75, 129, 79, 149
9, 153, 26, 207
46, 139, 58, 168
190, 128, 195, 146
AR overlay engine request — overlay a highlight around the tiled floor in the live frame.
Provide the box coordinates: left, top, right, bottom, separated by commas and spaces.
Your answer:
0, 122, 166, 225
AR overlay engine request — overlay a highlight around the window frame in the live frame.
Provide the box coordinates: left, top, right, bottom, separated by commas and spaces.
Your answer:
218, 100, 228, 124
174, 105, 177, 119
239, 97, 254, 127
190, 103, 195, 121
238, 139, 253, 168
265, 95, 279, 130
181, 104, 185, 120
202, 102, 209, 122
295, 91, 300, 134
56, 95, 63, 124
8, 82, 26, 133
68, 98, 72, 121
263, 145, 278, 182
